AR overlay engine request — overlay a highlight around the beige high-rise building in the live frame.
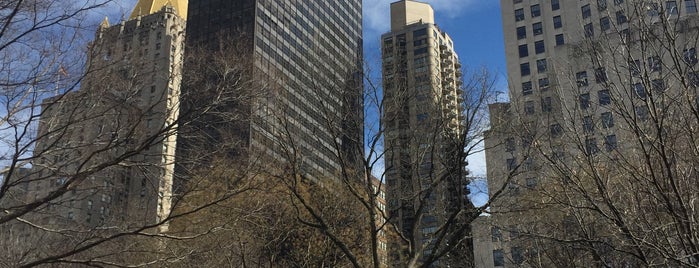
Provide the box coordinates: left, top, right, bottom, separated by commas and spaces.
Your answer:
0, 0, 187, 258
381, 1, 471, 266
486, 0, 699, 267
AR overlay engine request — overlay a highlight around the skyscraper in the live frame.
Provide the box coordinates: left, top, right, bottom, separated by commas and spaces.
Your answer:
180, 0, 363, 179
1, 0, 187, 257
486, 1, 699, 266
381, 1, 470, 265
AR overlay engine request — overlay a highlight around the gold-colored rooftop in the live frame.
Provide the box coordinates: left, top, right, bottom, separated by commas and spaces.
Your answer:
129, 0, 187, 20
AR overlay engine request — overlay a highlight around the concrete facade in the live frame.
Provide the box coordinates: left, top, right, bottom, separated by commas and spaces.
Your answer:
0, 2, 187, 258
488, 0, 699, 267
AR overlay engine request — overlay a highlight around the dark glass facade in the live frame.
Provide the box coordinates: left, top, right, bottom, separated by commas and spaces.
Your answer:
183, 0, 363, 178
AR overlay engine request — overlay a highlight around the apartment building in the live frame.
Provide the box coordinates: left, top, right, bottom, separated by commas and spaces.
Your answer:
382, 1, 471, 266
0, 1, 187, 259
486, 0, 699, 266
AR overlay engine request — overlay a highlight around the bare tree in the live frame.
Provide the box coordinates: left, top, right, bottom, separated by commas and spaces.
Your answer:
489, 2, 699, 267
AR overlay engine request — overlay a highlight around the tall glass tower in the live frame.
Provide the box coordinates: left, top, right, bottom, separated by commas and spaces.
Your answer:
180, 0, 363, 179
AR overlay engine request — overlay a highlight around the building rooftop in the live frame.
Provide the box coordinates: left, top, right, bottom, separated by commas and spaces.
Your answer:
130, 0, 188, 20
390, 0, 435, 31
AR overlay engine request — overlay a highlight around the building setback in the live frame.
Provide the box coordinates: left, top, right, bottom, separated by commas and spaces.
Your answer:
485, 0, 699, 267
179, 0, 363, 179
381, 1, 471, 266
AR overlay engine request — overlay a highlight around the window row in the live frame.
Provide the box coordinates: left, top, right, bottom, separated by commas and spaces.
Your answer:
579, 90, 611, 108
521, 77, 550, 96
520, 59, 548, 76
522, 97, 553, 115
585, 134, 618, 154
514, 0, 560, 22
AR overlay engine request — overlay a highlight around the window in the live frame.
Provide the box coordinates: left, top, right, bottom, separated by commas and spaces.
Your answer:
413, 28, 427, 37
413, 39, 427, 47
583, 116, 595, 133
537, 59, 548, 73
616, 11, 627, 24
690, 71, 699, 87
533, 22, 543, 35
515, 8, 525, 21
539, 77, 550, 90
526, 177, 538, 188
598, 90, 611, 105
522, 81, 533, 95
550, 123, 563, 137
615, 0, 624, 4
586, 138, 599, 154
636, 106, 649, 121
584, 23, 594, 37
513, 247, 524, 264
552, 0, 560, 10
582, 5, 592, 19
541, 97, 553, 112
493, 250, 505, 266
417, 113, 429, 121
684, 48, 697, 65
517, 26, 527, 39
555, 34, 565, 45
525, 101, 536, 114
629, 60, 641, 76
595, 67, 607, 83
600, 16, 611, 31
598, 0, 608, 10
531, 4, 541, 17
514, 0, 522, 3
508, 182, 520, 194
634, 83, 646, 99
535, 40, 545, 54
605, 135, 617, 151
652, 79, 665, 92
553, 16, 563, 28
492, 227, 503, 241
580, 93, 591, 109
576, 71, 589, 87
518, 44, 529, 58
688, 0, 698, 13
602, 112, 614, 128
505, 138, 516, 152
67, 211, 74, 220
522, 135, 533, 148
521, 62, 531, 76
667, 1, 678, 15
414, 47, 428, 55
507, 158, 517, 170
648, 3, 660, 17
